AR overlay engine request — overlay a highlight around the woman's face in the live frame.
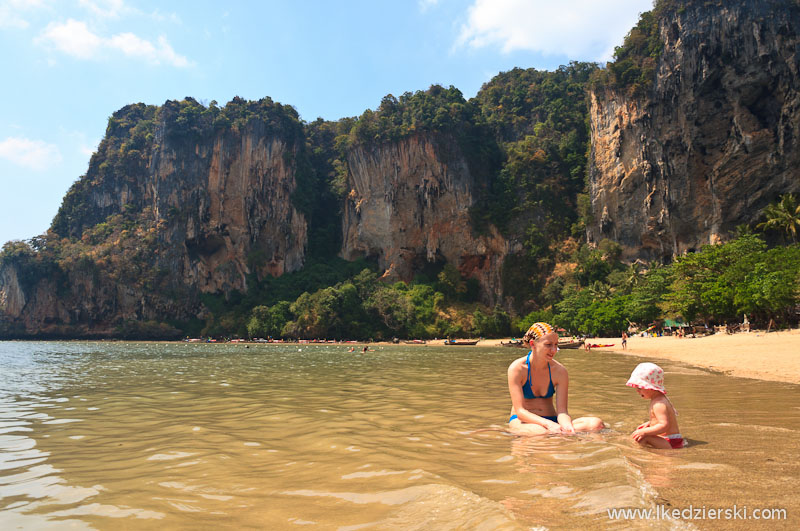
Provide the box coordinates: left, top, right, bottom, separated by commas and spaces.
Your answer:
532, 332, 559, 360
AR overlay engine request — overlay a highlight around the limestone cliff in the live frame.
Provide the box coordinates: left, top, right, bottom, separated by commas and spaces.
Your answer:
341, 134, 508, 302
147, 115, 307, 293
0, 99, 308, 336
588, 0, 800, 261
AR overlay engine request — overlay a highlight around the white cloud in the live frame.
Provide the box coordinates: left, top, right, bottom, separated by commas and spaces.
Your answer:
38, 18, 102, 59
37, 19, 191, 67
61, 128, 99, 158
78, 1, 180, 24
457, 0, 654, 61
0, 137, 62, 171
149, 8, 182, 24
0, 8, 29, 29
78, 0, 128, 19
419, 0, 440, 12
80, 143, 98, 157
0, 0, 49, 29
109, 32, 189, 66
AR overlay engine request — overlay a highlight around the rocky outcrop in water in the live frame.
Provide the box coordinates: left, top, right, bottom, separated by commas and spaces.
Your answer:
587, 0, 800, 261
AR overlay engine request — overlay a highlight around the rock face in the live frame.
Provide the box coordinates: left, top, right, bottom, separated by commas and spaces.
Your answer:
0, 102, 308, 335
341, 134, 508, 302
587, 0, 800, 261
149, 121, 307, 293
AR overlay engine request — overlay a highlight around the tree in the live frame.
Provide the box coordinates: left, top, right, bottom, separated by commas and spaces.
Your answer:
247, 301, 292, 339
436, 263, 466, 299
473, 305, 512, 337
588, 280, 612, 301
625, 265, 670, 325
757, 194, 800, 243
365, 284, 414, 336
664, 234, 767, 323
733, 245, 800, 323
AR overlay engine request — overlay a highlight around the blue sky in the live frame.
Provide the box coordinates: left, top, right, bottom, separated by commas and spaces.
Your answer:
0, 0, 653, 247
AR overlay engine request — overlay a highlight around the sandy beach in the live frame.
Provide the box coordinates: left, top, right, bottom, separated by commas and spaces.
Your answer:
480, 329, 800, 384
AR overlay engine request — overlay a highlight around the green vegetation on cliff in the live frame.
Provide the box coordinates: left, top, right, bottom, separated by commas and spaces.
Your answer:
471, 63, 598, 310
591, 8, 662, 95
332, 84, 504, 203
591, 0, 740, 96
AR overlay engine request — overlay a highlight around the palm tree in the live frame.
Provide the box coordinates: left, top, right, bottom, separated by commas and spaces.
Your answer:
623, 262, 642, 290
757, 194, 800, 243
588, 281, 612, 301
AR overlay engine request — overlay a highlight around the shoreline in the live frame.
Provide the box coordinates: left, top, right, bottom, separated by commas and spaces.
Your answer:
5, 331, 799, 385
481, 330, 800, 385
371, 331, 800, 384
591, 329, 800, 384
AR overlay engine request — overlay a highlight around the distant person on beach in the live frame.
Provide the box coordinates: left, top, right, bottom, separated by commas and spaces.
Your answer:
626, 362, 685, 449
621, 332, 628, 350
507, 322, 605, 435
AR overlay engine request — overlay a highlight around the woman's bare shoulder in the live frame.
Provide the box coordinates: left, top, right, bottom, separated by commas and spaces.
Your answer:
550, 359, 569, 375
508, 355, 528, 372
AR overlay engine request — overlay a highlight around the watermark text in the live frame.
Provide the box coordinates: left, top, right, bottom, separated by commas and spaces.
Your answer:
608, 505, 787, 521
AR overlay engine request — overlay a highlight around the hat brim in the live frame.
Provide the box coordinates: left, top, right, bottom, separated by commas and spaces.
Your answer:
626, 381, 667, 394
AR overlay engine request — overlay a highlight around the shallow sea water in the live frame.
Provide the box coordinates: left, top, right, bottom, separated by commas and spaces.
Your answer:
0, 341, 798, 529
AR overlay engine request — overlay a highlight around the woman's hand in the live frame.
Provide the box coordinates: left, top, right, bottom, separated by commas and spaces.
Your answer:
546, 421, 566, 434
556, 413, 576, 434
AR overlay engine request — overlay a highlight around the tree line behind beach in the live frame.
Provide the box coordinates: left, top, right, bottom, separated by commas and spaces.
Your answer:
223, 231, 798, 340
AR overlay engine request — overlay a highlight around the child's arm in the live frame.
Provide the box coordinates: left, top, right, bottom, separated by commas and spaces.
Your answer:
631, 402, 670, 441
636, 421, 649, 430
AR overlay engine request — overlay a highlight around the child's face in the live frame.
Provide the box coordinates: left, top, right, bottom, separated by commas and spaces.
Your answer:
635, 388, 655, 399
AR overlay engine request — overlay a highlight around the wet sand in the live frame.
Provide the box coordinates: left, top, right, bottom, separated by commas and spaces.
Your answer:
477, 329, 800, 384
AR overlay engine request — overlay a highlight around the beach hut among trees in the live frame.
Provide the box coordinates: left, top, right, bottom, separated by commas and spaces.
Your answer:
662, 318, 689, 336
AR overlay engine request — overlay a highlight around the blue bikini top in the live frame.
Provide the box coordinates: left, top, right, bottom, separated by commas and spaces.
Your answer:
522, 352, 555, 399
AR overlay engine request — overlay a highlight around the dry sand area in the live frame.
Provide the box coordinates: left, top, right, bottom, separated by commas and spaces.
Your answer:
595, 329, 800, 384
483, 329, 800, 384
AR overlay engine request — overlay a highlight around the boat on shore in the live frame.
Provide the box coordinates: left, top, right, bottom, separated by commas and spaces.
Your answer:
501, 340, 524, 348
501, 339, 585, 349
558, 340, 584, 349
403, 339, 427, 344
444, 339, 479, 345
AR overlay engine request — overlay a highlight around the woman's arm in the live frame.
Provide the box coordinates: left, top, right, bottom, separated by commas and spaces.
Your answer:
554, 366, 575, 434
507, 364, 562, 431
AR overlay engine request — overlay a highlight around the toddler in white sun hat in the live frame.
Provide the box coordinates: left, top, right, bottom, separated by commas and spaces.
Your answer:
626, 362, 685, 449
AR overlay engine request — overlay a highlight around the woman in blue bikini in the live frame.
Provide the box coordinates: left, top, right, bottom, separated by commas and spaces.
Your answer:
508, 322, 605, 435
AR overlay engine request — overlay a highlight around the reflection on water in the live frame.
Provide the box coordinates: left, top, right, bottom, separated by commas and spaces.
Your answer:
1, 341, 798, 529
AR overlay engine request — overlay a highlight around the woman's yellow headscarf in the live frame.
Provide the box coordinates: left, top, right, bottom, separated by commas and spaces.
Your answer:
522, 322, 555, 343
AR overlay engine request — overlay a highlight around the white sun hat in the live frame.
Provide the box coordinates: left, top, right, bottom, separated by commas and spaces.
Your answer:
626, 362, 667, 394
